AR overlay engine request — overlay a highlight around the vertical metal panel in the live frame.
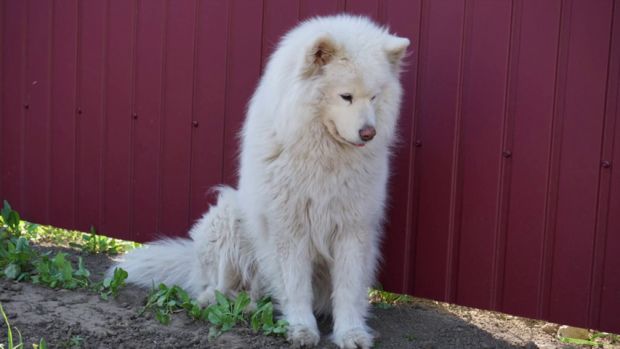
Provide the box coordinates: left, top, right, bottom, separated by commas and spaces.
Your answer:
188, 0, 229, 221
601, 119, 620, 332
159, 0, 196, 235
411, 0, 466, 301
1, 0, 619, 333
131, 0, 165, 241
261, 0, 299, 70
101, 0, 134, 236
538, 0, 572, 324
299, 0, 344, 20
221, 0, 263, 185
76, 0, 106, 231
547, 0, 613, 326
344, 0, 380, 21
501, 0, 562, 318
594, 0, 620, 331
456, 0, 512, 310
23, 0, 52, 224
1, 0, 26, 211
49, 0, 78, 229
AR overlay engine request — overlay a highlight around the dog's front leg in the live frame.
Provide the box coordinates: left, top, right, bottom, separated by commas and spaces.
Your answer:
330, 231, 377, 349
272, 233, 320, 347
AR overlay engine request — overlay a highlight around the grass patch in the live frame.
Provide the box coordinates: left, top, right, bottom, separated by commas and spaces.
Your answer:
369, 287, 414, 309
1, 201, 128, 299
1, 201, 139, 256
26, 225, 139, 256
558, 331, 620, 348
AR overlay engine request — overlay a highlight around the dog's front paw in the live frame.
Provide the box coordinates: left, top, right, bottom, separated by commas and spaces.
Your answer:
332, 327, 373, 349
287, 323, 320, 348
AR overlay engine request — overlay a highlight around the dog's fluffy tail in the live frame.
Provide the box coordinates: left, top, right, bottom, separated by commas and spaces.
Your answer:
108, 237, 205, 296
108, 186, 239, 298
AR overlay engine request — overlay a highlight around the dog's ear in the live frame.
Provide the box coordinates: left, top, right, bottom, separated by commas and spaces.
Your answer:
303, 35, 338, 78
385, 36, 410, 73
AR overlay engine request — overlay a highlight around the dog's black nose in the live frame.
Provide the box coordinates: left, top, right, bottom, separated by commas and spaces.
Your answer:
359, 126, 376, 142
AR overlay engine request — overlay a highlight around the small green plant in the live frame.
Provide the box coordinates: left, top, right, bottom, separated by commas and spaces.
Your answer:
31, 253, 90, 289
0, 201, 21, 237
1, 201, 36, 282
94, 267, 128, 300
142, 284, 201, 325
250, 297, 288, 336
0, 237, 37, 282
205, 291, 251, 338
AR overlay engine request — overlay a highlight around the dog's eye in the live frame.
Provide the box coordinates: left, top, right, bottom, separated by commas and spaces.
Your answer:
340, 94, 353, 103
371, 95, 376, 101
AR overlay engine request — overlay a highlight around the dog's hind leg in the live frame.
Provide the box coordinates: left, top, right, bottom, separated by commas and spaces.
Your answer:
197, 256, 236, 306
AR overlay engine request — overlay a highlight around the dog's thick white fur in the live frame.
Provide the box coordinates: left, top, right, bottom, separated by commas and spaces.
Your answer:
111, 15, 409, 349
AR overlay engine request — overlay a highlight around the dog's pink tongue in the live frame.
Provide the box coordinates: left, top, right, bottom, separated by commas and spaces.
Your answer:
356, 144, 365, 147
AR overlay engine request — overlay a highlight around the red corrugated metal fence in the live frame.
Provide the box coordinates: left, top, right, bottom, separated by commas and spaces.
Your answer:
1, 0, 618, 333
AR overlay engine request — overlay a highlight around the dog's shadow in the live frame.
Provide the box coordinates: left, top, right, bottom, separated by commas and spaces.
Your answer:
315, 304, 529, 349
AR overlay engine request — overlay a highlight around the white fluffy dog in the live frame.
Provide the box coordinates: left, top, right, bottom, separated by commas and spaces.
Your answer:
112, 15, 409, 349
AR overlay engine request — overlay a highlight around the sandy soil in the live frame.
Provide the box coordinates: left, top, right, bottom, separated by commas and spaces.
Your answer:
0, 245, 606, 349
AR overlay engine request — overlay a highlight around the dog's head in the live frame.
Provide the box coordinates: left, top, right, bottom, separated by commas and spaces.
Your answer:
302, 32, 409, 148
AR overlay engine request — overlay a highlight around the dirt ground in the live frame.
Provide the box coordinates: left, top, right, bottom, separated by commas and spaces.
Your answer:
0, 245, 612, 349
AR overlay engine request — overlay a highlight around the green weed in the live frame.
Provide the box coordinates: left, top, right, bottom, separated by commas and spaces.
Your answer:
142, 284, 202, 325
205, 291, 251, 338
94, 267, 128, 300
31, 254, 90, 290
250, 297, 288, 336
0, 201, 21, 237
0, 237, 37, 282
